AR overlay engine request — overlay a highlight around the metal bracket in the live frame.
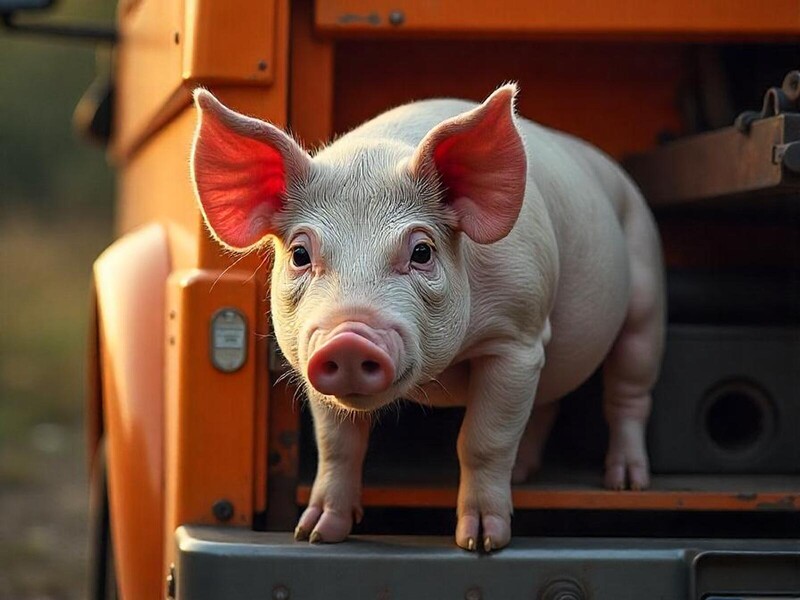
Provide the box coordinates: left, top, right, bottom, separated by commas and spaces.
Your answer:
735, 70, 800, 133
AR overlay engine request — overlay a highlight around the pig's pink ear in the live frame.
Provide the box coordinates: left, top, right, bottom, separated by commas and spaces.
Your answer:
409, 84, 526, 244
191, 89, 312, 251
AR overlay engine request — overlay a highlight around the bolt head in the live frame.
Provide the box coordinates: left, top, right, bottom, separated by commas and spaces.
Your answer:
464, 587, 482, 600
212, 499, 234, 522
388, 10, 405, 26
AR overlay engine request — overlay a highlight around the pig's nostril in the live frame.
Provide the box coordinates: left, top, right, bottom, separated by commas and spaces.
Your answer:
322, 361, 338, 375
362, 360, 380, 374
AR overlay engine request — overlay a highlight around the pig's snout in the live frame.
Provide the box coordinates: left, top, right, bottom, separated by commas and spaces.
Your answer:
307, 332, 396, 397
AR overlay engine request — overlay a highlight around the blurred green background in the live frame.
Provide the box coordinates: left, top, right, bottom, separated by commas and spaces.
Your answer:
1, 1, 115, 597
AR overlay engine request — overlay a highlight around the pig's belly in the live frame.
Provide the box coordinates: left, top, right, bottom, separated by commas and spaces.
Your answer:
536, 233, 630, 404
413, 266, 629, 409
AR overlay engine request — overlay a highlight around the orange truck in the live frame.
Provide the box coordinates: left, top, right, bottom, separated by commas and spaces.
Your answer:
3, 1, 799, 598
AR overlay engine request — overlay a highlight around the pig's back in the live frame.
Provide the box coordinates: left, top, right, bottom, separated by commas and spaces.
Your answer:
327, 98, 639, 400
327, 99, 484, 150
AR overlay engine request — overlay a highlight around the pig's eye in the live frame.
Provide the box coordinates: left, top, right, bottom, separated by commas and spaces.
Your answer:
291, 246, 311, 268
411, 242, 433, 265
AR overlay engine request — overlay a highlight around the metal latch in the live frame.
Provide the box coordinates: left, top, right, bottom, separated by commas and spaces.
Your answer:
209, 308, 248, 373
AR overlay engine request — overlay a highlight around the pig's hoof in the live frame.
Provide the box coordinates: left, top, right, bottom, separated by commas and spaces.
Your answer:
604, 461, 650, 491
604, 419, 651, 490
295, 505, 359, 544
456, 514, 510, 552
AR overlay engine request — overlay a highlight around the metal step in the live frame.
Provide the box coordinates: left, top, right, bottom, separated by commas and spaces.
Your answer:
174, 526, 800, 600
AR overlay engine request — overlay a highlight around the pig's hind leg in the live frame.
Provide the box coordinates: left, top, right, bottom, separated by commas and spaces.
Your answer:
602, 191, 665, 491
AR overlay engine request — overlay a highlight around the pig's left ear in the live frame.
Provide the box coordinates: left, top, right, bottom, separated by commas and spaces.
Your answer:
408, 84, 526, 244
191, 89, 312, 251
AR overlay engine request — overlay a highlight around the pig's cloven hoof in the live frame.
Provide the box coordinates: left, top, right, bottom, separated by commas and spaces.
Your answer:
295, 504, 361, 544
604, 417, 651, 490
456, 513, 510, 553
604, 461, 650, 491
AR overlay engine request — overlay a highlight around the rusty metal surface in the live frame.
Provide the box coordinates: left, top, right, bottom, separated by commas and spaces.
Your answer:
625, 114, 800, 207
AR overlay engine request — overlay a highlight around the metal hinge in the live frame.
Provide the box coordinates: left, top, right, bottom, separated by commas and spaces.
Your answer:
736, 70, 800, 133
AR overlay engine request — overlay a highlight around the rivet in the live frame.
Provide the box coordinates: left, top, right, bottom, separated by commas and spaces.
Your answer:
169, 310, 177, 319
212, 499, 234, 522
464, 587, 482, 600
257, 60, 268, 71
272, 584, 290, 600
388, 10, 405, 26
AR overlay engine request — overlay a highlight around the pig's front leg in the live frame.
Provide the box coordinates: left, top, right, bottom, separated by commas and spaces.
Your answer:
456, 341, 544, 552
295, 399, 370, 543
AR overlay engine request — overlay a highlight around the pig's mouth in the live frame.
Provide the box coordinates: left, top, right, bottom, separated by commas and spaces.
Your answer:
320, 363, 417, 413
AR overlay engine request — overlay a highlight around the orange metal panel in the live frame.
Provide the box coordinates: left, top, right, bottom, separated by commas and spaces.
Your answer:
333, 40, 685, 159
183, 0, 276, 84
117, 108, 203, 260
114, 0, 281, 160
163, 269, 258, 552
94, 224, 170, 600
297, 483, 800, 512
113, 0, 186, 161
290, 0, 335, 149
316, 0, 800, 38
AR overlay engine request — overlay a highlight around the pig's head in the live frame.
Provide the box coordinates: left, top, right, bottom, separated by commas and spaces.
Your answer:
191, 86, 526, 412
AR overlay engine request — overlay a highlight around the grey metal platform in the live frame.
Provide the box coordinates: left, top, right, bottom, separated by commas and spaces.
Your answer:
174, 526, 799, 600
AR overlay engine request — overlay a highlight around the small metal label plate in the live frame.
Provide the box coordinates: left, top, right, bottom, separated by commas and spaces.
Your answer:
210, 308, 247, 373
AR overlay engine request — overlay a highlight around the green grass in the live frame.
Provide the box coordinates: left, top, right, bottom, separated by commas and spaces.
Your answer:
0, 214, 113, 599
0, 213, 112, 440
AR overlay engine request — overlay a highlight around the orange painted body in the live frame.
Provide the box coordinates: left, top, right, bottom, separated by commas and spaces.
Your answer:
93, 224, 170, 600
87, 0, 799, 597
316, 0, 800, 38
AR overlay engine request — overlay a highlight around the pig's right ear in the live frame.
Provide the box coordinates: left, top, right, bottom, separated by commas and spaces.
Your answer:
190, 89, 312, 251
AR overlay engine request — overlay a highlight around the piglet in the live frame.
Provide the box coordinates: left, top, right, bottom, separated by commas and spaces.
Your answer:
190, 84, 665, 552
